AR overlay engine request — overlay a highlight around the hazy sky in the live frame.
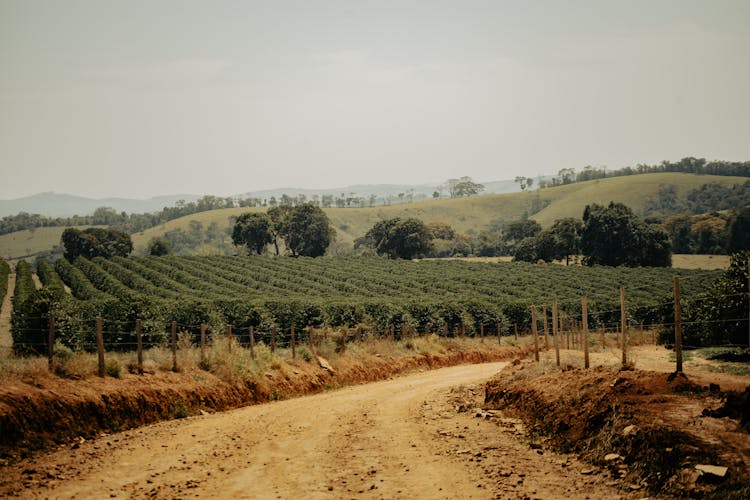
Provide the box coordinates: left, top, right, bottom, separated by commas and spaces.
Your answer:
1, 1, 749, 199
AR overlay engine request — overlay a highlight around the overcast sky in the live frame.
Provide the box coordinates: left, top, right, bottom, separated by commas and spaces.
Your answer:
1, 0, 749, 199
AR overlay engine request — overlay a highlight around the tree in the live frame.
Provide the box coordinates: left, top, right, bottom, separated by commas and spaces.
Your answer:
514, 176, 529, 191
427, 221, 457, 240
502, 220, 542, 246
362, 218, 434, 259
445, 176, 485, 197
513, 237, 538, 262
232, 212, 274, 255
148, 237, 171, 256
548, 218, 582, 265
727, 206, 750, 253
581, 202, 671, 267
277, 204, 335, 257
61, 227, 133, 260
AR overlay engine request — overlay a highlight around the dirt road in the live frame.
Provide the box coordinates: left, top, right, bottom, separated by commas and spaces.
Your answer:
5, 361, 626, 499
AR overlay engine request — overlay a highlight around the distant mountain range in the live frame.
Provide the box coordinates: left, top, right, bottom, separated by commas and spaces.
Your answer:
0, 180, 524, 218
0, 193, 203, 218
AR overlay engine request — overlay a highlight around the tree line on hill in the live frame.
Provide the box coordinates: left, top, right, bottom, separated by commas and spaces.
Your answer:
519, 157, 750, 191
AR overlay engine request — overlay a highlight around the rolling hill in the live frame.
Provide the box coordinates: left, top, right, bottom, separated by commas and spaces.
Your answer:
130, 173, 748, 254
2, 173, 746, 260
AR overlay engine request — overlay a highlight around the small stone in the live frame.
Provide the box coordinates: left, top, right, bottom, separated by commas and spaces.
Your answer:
580, 469, 595, 475
622, 425, 638, 436
695, 464, 728, 479
604, 453, 622, 462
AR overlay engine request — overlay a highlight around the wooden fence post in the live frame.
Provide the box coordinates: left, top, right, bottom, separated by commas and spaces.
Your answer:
531, 306, 539, 362
249, 325, 255, 359
552, 302, 560, 367
96, 317, 105, 378
171, 321, 178, 372
582, 296, 589, 369
542, 304, 549, 350
621, 288, 628, 363
200, 323, 206, 365
136, 319, 144, 375
480, 323, 484, 339
674, 276, 683, 373
513, 323, 517, 341
308, 326, 314, 354
48, 316, 55, 369
271, 325, 276, 353
291, 326, 296, 359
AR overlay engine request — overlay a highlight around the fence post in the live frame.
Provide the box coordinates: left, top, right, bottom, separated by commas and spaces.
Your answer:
531, 306, 539, 362
291, 326, 296, 359
271, 325, 276, 353
308, 326, 314, 354
480, 323, 484, 339
200, 323, 206, 365
582, 296, 589, 369
620, 287, 627, 367
747, 261, 750, 348
96, 317, 105, 378
674, 276, 683, 373
542, 304, 549, 350
552, 302, 560, 367
171, 321, 178, 372
249, 326, 255, 359
48, 316, 55, 369
136, 319, 144, 375
513, 323, 517, 341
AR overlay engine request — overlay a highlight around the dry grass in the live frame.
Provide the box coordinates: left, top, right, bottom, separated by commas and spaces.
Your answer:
0, 334, 526, 384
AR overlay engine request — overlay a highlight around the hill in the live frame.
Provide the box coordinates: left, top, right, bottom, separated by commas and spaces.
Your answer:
0, 192, 203, 218
0, 226, 103, 261
132, 173, 748, 255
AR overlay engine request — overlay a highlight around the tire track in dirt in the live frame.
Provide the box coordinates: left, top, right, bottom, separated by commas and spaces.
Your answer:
2, 361, 630, 499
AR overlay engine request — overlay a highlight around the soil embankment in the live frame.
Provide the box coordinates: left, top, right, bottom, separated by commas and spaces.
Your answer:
485, 361, 750, 498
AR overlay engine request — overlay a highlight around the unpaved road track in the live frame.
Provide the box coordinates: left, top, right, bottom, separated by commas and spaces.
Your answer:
6, 362, 625, 499
0, 273, 14, 353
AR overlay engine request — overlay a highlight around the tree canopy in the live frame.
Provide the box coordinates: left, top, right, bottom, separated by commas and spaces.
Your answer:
361, 217, 434, 259
276, 204, 335, 257
232, 212, 274, 255
581, 202, 671, 267
445, 176, 485, 198
61, 227, 133, 260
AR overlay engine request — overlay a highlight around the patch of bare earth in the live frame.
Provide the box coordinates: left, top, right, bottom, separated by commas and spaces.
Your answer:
485, 358, 750, 499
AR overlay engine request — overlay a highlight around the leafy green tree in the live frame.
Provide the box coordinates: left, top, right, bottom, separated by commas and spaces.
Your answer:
232, 212, 273, 255
61, 227, 133, 260
362, 218, 434, 259
684, 251, 750, 346
445, 176, 485, 197
502, 220, 542, 246
581, 202, 671, 267
267, 205, 292, 255
148, 237, 171, 256
513, 237, 538, 262
277, 204, 335, 257
727, 206, 750, 253
548, 218, 582, 265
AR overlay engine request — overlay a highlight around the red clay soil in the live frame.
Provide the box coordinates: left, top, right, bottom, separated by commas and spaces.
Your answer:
0, 344, 527, 461
485, 362, 750, 499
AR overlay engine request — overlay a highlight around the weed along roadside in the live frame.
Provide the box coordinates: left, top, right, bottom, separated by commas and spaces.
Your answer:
0, 336, 530, 460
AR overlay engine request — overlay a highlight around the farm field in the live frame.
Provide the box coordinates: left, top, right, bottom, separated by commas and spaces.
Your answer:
9, 255, 722, 355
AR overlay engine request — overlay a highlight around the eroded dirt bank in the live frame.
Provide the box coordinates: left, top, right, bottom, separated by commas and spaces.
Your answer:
485, 361, 750, 498
0, 343, 527, 460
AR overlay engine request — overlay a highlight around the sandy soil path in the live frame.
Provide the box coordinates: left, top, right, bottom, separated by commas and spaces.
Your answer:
0, 273, 15, 353
5, 361, 626, 499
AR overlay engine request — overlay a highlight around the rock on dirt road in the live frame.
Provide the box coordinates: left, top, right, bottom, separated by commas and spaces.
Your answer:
2, 362, 627, 499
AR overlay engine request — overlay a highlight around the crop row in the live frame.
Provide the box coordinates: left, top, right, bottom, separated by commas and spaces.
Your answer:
10, 256, 722, 353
